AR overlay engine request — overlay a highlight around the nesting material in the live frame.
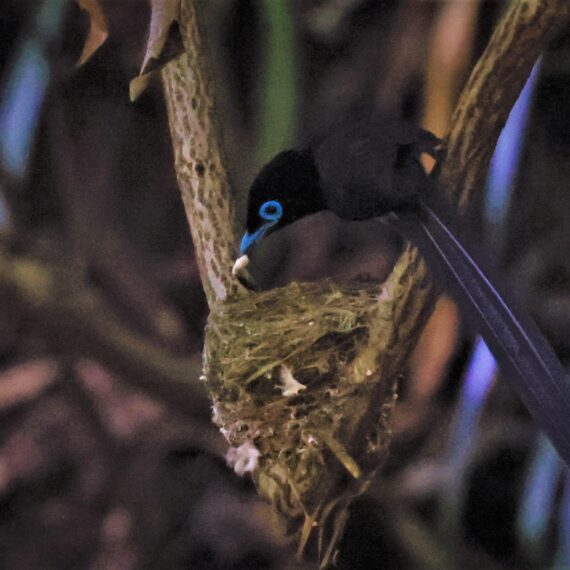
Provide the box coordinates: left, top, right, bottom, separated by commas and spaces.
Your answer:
226, 441, 261, 476
232, 254, 258, 290
232, 254, 250, 275
278, 365, 306, 397
204, 246, 431, 556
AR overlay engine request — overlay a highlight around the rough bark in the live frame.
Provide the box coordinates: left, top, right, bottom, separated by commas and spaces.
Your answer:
161, 1, 238, 307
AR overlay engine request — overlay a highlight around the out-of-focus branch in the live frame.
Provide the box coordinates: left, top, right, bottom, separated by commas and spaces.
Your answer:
50, 97, 186, 347
0, 250, 210, 422
440, 0, 570, 211
423, 0, 481, 144
161, 0, 238, 307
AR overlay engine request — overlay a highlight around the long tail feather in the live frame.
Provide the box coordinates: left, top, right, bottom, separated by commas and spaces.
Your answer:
398, 205, 570, 465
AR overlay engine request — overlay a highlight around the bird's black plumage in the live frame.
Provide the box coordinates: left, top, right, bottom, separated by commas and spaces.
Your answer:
238, 114, 570, 466
243, 115, 440, 235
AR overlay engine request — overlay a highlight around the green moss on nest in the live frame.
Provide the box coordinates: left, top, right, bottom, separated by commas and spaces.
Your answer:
203, 247, 425, 558
208, 281, 381, 392
205, 279, 395, 503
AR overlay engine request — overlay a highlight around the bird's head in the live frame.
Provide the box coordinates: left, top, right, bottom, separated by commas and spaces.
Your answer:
239, 150, 325, 254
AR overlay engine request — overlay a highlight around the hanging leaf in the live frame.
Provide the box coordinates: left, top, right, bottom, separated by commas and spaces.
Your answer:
77, 0, 109, 66
140, 0, 183, 76
129, 71, 155, 102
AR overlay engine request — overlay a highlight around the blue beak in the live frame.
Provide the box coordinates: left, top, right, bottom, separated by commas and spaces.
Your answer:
240, 221, 276, 254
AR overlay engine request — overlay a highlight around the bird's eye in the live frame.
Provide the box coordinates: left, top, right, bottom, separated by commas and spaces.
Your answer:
259, 200, 283, 221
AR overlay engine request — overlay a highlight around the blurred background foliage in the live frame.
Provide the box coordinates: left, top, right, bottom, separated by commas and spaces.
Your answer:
0, 0, 569, 568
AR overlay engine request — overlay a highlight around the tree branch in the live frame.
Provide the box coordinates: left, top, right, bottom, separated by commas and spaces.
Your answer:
440, 0, 570, 211
0, 251, 211, 422
161, 0, 238, 307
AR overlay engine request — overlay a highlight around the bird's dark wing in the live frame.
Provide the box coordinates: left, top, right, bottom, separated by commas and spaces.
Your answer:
397, 204, 570, 465
313, 115, 429, 220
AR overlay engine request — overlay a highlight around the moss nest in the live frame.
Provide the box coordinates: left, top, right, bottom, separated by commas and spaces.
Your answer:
203, 248, 431, 557
206, 280, 386, 498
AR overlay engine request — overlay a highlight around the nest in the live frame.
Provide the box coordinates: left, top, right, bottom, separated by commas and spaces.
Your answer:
204, 247, 430, 562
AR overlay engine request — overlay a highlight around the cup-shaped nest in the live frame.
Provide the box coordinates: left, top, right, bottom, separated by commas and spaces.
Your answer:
204, 247, 433, 556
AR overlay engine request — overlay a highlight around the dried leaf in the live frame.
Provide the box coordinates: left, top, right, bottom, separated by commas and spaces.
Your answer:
77, 0, 109, 66
129, 71, 155, 102
140, 0, 183, 76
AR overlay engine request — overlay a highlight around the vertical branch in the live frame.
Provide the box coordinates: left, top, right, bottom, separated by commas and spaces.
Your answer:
161, 0, 237, 307
440, 0, 570, 210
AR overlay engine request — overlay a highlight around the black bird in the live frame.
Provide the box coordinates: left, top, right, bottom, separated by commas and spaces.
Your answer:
236, 114, 570, 466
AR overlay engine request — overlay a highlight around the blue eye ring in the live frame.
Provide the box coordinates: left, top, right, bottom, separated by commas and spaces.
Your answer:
259, 200, 282, 221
